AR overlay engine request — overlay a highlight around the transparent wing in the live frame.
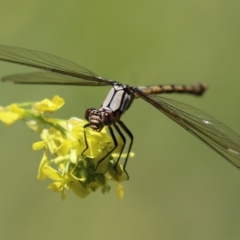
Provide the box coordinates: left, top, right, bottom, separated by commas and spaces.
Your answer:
0, 45, 111, 86
135, 88, 240, 168
2, 71, 108, 86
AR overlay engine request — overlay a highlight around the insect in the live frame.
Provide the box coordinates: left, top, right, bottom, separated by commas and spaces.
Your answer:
0, 45, 240, 179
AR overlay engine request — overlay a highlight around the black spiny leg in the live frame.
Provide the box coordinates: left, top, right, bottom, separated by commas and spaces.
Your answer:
113, 123, 127, 178
118, 120, 134, 180
81, 123, 91, 156
95, 126, 118, 171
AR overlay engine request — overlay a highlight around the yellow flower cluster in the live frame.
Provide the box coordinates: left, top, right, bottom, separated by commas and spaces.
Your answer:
0, 95, 133, 199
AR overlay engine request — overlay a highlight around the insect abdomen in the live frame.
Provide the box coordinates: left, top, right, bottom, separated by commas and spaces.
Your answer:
136, 83, 206, 97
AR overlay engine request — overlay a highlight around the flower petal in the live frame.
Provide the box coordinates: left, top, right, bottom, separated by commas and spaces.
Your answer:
116, 183, 124, 199
0, 111, 21, 125
33, 95, 65, 112
42, 165, 63, 181
32, 141, 45, 150
37, 152, 49, 180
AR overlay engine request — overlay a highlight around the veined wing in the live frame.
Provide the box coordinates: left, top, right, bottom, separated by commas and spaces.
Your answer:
2, 71, 109, 86
135, 88, 240, 168
0, 45, 111, 86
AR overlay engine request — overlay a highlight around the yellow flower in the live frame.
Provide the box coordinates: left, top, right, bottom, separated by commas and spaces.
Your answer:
1, 95, 135, 199
0, 104, 25, 125
33, 95, 65, 112
33, 116, 133, 199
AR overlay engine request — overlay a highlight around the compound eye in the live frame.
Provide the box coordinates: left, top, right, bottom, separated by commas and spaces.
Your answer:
102, 112, 114, 126
85, 108, 95, 121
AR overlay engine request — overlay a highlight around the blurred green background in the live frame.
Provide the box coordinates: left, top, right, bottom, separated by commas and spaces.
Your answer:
0, 1, 240, 239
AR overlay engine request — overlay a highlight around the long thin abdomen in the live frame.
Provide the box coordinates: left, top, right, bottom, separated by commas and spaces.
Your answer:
135, 83, 206, 97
